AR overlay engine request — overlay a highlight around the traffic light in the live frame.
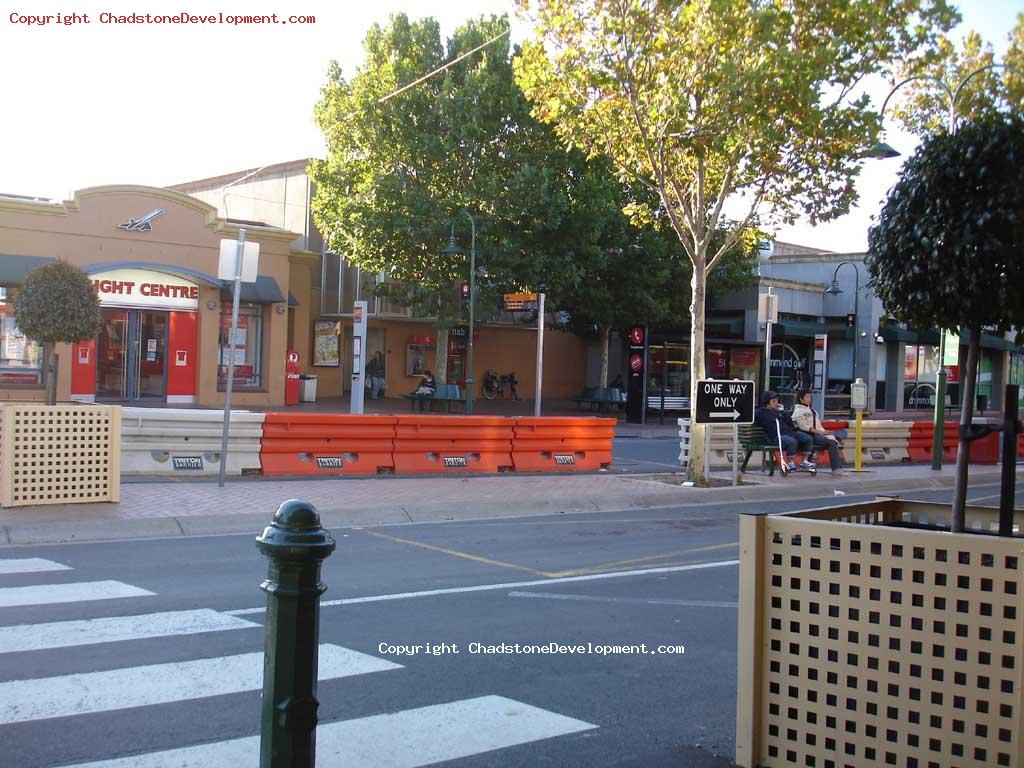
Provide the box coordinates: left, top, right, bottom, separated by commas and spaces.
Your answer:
461, 282, 470, 300
846, 313, 855, 327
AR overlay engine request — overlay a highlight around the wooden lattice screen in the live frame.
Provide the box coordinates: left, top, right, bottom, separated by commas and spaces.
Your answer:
737, 500, 1024, 768
0, 404, 121, 507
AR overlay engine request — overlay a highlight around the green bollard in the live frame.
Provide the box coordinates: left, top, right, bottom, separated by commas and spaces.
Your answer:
256, 499, 337, 768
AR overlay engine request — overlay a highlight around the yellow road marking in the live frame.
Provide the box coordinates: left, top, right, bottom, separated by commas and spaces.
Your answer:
353, 528, 739, 581
544, 541, 740, 578
352, 528, 551, 577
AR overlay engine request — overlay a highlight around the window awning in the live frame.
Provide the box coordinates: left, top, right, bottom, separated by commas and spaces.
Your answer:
0, 255, 55, 284
980, 332, 1021, 352
877, 326, 940, 345
288, 291, 298, 307
221, 275, 285, 304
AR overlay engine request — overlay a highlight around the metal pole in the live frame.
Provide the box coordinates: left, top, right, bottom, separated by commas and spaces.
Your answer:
854, 409, 863, 472
465, 214, 476, 416
932, 332, 948, 470
732, 424, 739, 486
763, 290, 773, 392
534, 293, 545, 417
704, 424, 711, 480
218, 228, 244, 488
999, 384, 1019, 537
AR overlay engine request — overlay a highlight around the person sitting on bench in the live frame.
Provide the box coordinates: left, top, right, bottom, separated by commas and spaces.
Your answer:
755, 390, 815, 472
792, 389, 848, 476
410, 370, 436, 411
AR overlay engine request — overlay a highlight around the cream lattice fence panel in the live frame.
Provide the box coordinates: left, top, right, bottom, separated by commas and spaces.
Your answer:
737, 500, 1024, 768
0, 404, 121, 507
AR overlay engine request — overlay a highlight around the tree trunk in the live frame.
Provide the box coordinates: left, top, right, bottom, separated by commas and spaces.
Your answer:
598, 326, 611, 387
950, 326, 980, 532
46, 348, 58, 405
687, 263, 708, 484
433, 326, 450, 384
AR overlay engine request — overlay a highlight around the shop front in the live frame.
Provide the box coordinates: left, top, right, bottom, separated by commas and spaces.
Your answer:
0, 186, 299, 407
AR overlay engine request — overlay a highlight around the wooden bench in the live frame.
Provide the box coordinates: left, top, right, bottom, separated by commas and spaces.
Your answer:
739, 423, 777, 476
400, 384, 463, 412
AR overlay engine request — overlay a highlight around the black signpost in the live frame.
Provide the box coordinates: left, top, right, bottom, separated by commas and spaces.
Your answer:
694, 379, 756, 485
625, 326, 648, 424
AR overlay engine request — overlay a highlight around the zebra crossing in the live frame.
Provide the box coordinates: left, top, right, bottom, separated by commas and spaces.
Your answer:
0, 556, 597, 767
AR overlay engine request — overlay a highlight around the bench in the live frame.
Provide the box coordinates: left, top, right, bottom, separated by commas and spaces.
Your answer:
572, 387, 624, 412
646, 395, 690, 412
401, 384, 464, 413
739, 423, 777, 476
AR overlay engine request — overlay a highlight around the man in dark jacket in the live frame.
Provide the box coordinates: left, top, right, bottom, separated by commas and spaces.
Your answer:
755, 390, 815, 470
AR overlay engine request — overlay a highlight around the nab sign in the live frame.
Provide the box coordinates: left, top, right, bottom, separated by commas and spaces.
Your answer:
694, 380, 755, 425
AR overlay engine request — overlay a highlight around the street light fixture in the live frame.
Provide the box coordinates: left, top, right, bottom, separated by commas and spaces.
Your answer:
824, 262, 861, 414
440, 211, 477, 415
870, 62, 1023, 470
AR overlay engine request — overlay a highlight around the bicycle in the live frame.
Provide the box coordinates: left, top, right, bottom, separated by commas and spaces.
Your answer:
482, 370, 519, 400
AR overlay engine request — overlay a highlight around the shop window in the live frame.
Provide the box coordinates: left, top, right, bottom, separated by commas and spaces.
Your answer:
406, 340, 435, 376
647, 342, 689, 397
0, 287, 44, 385
218, 303, 264, 390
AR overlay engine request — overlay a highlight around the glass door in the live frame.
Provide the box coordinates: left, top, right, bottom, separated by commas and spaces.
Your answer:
96, 309, 166, 400
96, 309, 129, 399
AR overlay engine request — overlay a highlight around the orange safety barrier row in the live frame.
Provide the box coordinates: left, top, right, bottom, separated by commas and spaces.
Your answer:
261, 413, 397, 476
511, 417, 615, 471
393, 415, 515, 474
907, 421, 958, 463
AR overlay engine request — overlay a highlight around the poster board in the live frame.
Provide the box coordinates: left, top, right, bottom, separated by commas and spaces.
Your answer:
313, 320, 339, 367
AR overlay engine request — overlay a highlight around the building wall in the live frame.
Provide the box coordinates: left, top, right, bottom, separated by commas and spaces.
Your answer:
0, 186, 298, 407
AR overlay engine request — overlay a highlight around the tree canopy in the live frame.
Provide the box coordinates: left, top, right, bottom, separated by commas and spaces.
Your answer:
13, 260, 101, 404
513, 0, 955, 481
866, 116, 1024, 334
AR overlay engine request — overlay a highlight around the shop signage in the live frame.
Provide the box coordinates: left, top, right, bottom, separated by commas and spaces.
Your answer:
694, 379, 755, 424
91, 268, 199, 310
503, 292, 538, 311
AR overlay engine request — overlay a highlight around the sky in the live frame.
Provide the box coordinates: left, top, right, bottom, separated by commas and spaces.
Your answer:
1, 1, 1021, 252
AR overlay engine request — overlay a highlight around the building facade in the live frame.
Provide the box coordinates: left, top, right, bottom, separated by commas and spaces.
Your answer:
0, 186, 307, 407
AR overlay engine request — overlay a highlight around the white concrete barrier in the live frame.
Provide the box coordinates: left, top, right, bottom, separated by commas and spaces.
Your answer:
120, 408, 265, 476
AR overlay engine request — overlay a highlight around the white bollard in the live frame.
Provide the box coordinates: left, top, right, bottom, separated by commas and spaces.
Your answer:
677, 418, 691, 469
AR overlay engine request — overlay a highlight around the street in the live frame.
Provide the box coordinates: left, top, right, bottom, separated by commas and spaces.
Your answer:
2, 481, 1018, 767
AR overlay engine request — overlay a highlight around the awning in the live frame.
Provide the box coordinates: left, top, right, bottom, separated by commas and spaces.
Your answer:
877, 326, 940, 345
288, 291, 298, 307
0, 255, 55, 284
221, 275, 285, 303
980, 332, 1021, 352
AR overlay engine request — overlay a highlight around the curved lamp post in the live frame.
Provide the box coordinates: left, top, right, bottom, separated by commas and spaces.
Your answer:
440, 211, 477, 415
824, 261, 860, 413
866, 62, 1023, 470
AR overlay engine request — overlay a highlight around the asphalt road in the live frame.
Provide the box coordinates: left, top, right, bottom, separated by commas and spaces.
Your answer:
0, 483, 1017, 767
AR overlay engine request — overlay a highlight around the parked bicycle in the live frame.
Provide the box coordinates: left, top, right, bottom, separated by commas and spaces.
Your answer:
482, 370, 519, 400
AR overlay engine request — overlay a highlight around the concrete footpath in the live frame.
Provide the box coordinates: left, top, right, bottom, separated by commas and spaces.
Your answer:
1, 462, 1020, 546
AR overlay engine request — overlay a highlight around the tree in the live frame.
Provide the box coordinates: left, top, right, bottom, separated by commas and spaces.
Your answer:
310, 14, 661, 382
514, 0, 956, 483
889, 18, 1024, 136
866, 116, 1024, 531
13, 261, 101, 405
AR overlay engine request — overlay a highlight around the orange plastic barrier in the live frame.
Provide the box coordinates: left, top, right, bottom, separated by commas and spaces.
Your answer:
261, 413, 396, 476
511, 417, 615, 472
393, 415, 514, 474
907, 421, 958, 462
969, 430, 1000, 464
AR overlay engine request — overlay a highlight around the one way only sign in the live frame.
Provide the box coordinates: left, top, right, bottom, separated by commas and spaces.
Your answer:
694, 380, 755, 424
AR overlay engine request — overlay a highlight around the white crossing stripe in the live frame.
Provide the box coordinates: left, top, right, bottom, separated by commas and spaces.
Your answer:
0, 580, 154, 608
0, 581, 152, 610
0, 558, 72, 575
0, 609, 259, 655
0, 644, 401, 725
61, 695, 597, 767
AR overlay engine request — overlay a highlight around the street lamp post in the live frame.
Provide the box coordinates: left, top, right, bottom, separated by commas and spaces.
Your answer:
866, 62, 1023, 470
441, 211, 477, 415
824, 261, 860, 415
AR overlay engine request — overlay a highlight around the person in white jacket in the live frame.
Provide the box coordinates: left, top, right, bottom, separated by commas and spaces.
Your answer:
792, 389, 848, 475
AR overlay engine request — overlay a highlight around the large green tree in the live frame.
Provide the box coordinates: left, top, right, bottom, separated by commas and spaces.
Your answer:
514, 0, 956, 483
867, 116, 1024, 531
310, 13, 666, 383
13, 261, 102, 405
